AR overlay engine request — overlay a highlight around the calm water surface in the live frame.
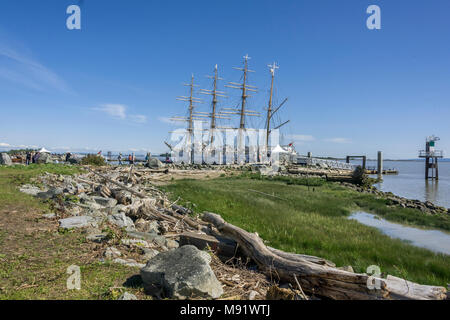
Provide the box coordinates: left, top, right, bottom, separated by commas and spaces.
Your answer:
349, 212, 450, 255
353, 159, 450, 209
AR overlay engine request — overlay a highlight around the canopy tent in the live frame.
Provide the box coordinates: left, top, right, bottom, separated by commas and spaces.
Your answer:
39, 148, 51, 153
271, 144, 288, 153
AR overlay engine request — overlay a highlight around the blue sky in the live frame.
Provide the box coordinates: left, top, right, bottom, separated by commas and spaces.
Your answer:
0, 0, 449, 158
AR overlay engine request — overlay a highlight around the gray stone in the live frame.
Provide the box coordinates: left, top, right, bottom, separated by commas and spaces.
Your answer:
146, 158, 165, 169
42, 213, 56, 219
141, 248, 160, 260
113, 258, 145, 269
36, 152, 52, 164
0, 153, 12, 165
166, 239, 179, 250
104, 247, 122, 259
59, 216, 95, 229
78, 201, 104, 211
36, 187, 63, 200
85, 209, 107, 220
91, 196, 118, 208
248, 290, 259, 300
86, 233, 108, 243
121, 238, 150, 247
20, 184, 44, 196
127, 231, 167, 247
118, 292, 138, 300
111, 204, 127, 215
140, 245, 223, 299
108, 212, 135, 231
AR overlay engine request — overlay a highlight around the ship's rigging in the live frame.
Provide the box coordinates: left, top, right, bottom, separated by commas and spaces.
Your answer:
166, 55, 290, 164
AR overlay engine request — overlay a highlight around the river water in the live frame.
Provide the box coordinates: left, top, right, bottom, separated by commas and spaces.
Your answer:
352, 159, 450, 209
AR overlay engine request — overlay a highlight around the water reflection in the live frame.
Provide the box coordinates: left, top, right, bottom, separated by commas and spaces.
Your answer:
424, 180, 438, 204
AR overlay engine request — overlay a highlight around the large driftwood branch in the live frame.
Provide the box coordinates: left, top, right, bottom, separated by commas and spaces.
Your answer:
202, 212, 447, 300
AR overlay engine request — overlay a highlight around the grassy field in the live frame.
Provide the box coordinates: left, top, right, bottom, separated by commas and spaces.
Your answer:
163, 175, 450, 286
0, 164, 146, 300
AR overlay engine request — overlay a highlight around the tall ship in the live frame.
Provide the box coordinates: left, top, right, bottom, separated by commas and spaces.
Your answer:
165, 55, 292, 165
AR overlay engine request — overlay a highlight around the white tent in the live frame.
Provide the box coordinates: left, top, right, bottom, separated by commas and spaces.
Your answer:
271, 145, 287, 153
39, 148, 51, 153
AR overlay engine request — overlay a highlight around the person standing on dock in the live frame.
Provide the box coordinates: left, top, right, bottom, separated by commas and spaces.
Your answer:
118, 153, 123, 165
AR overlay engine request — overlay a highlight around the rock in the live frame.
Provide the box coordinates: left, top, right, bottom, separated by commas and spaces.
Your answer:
121, 238, 150, 248
118, 292, 138, 300
85, 209, 108, 220
166, 239, 179, 250
146, 158, 165, 169
134, 219, 161, 234
0, 153, 12, 165
19, 184, 44, 196
59, 216, 95, 229
111, 204, 127, 215
78, 199, 104, 211
113, 258, 145, 269
36, 187, 63, 200
91, 196, 117, 208
108, 212, 136, 231
140, 245, 223, 299
104, 247, 122, 259
127, 231, 167, 247
42, 213, 56, 219
86, 233, 108, 243
141, 248, 160, 260
36, 152, 52, 164
249, 290, 259, 300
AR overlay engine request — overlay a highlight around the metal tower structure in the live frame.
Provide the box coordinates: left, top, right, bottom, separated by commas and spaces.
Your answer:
419, 135, 444, 180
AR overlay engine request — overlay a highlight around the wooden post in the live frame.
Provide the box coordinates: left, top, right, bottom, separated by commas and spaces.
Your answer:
377, 151, 383, 177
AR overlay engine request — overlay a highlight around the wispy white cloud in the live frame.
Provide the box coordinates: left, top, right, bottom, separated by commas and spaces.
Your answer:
94, 104, 127, 119
0, 142, 11, 147
0, 41, 71, 94
324, 137, 352, 144
129, 114, 147, 124
93, 104, 147, 124
288, 134, 315, 142
158, 116, 175, 125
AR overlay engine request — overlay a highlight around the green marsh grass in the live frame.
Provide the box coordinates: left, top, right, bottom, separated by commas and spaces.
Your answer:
164, 176, 450, 286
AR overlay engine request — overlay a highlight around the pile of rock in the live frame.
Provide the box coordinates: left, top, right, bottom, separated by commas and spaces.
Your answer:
0, 153, 12, 166
340, 182, 450, 215
19, 167, 234, 300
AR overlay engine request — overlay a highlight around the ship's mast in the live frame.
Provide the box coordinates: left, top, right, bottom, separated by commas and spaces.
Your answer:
264, 62, 289, 152
225, 54, 260, 129
170, 74, 204, 164
200, 65, 229, 144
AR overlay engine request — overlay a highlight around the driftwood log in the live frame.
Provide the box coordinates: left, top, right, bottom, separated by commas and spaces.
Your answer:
202, 212, 447, 300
